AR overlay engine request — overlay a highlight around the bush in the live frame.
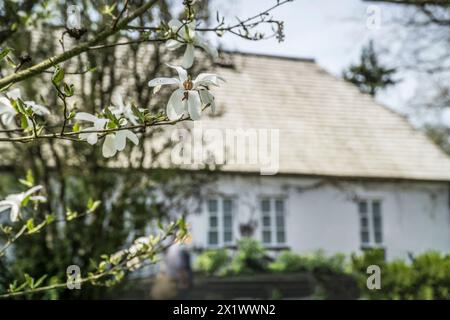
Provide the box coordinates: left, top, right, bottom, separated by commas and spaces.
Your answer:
352, 250, 450, 300
228, 238, 269, 275
269, 250, 349, 274
269, 250, 309, 273
194, 249, 229, 276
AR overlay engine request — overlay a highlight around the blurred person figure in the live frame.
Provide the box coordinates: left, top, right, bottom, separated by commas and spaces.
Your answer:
151, 235, 193, 299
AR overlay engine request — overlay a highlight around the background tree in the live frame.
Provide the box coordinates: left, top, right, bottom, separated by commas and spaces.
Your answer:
364, 0, 450, 152
0, 0, 290, 299
343, 40, 397, 96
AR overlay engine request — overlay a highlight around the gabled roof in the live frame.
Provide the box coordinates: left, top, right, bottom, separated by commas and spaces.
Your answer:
190, 51, 450, 181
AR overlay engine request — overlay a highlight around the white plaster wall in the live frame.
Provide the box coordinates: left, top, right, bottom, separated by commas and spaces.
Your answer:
186, 174, 450, 261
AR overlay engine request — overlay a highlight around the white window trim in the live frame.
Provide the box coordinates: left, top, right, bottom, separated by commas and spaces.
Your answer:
259, 196, 287, 247
358, 198, 384, 248
206, 196, 235, 247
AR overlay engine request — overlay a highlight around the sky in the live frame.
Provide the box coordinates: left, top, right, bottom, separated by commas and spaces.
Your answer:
211, 0, 419, 116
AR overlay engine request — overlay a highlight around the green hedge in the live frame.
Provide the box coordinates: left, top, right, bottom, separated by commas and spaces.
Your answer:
352, 250, 450, 300
194, 240, 450, 300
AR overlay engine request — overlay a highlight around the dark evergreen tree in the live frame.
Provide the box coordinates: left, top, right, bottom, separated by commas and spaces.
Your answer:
343, 40, 397, 96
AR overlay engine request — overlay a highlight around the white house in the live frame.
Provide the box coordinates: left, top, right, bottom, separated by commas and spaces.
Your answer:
173, 52, 450, 261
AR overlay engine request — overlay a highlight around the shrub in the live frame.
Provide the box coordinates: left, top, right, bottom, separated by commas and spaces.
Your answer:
228, 238, 269, 275
194, 249, 229, 276
352, 250, 450, 300
268, 250, 309, 273
269, 250, 349, 274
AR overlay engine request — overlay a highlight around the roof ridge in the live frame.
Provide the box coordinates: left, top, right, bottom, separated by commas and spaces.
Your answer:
219, 49, 316, 63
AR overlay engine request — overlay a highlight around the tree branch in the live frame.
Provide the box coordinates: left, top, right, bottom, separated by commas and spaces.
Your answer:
0, 0, 158, 90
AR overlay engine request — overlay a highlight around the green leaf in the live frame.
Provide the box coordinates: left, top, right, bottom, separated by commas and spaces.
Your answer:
103, 107, 117, 123
5, 56, 16, 68
20, 114, 28, 129
52, 66, 65, 86
72, 122, 80, 133
63, 83, 75, 97
45, 214, 55, 224
26, 219, 35, 232
87, 199, 101, 213
19, 169, 35, 187
131, 104, 145, 123
24, 273, 34, 288
34, 274, 48, 288
0, 47, 10, 61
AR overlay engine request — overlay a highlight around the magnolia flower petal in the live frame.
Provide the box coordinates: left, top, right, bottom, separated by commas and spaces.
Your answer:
6, 88, 21, 100
9, 203, 20, 222
166, 89, 185, 121
111, 92, 125, 110
23, 185, 43, 199
74, 112, 98, 123
115, 131, 127, 151
166, 39, 184, 51
199, 89, 216, 113
148, 77, 179, 87
166, 64, 188, 83
0, 96, 13, 109
124, 130, 139, 146
193, 73, 225, 88
194, 37, 218, 60
153, 85, 162, 95
182, 43, 195, 69
29, 195, 47, 202
0, 200, 14, 213
86, 132, 98, 145
187, 90, 202, 120
26, 101, 50, 115
168, 19, 183, 31
102, 134, 117, 158
94, 119, 108, 130
187, 21, 196, 38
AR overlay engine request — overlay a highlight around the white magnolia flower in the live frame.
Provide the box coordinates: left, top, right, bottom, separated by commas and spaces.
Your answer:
102, 129, 139, 158
166, 19, 218, 69
148, 65, 224, 121
0, 89, 49, 126
109, 92, 140, 126
0, 185, 46, 222
74, 112, 109, 145
75, 112, 139, 158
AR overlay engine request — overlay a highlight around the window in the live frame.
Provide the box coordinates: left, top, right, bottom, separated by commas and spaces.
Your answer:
358, 199, 383, 247
260, 198, 286, 245
207, 197, 234, 246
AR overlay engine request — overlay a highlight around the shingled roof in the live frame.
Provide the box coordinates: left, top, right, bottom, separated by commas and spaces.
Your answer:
187, 51, 450, 181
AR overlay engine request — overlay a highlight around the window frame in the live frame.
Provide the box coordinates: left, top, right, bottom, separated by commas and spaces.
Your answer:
358, 198, 384, 248
206, 196, 236, 247
259, 196, 287, 247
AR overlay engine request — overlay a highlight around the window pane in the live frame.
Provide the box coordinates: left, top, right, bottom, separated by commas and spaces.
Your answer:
360, 214, 368, 228
276, 231, 285, 243
224, 231, 232, 243
261, 199, 271, 213
263, 215, 271, 227
208, 199, 218, 213
374, 232, 383, 244
224, 215, 232, 229
358, 201, 367, 214
372, 201, 382, 243
223, 199, 232, 213
275, 199, 284, 213
361, 231, 369, 244
208, 231, 218, 245
262, 231, 271, 244
209, 216, 218, 228
276, 215, 284, 228
372, 201, 381, 215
